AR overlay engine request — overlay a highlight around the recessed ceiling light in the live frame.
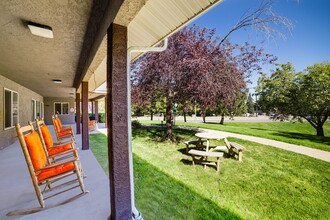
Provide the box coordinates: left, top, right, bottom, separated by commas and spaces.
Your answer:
28, 21, 53, 38
52, 79, 62, 84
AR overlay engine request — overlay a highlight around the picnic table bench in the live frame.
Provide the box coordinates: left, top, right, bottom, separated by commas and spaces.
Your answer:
224, 139, 244, 161
211, 140, 244, 161
188, 149, 224, 173
184, 139, 207, 153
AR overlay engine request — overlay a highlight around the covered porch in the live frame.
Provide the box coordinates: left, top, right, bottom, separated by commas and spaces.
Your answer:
0, 0, 223, 219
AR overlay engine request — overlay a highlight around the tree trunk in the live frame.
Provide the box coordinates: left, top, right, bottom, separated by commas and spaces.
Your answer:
150, 112, 153, 121
316, 115, 325, 136
304, 115, 326, 137
165, 93, 174, 140
183, 111, 187, 122
316, 125, 324, 136
220, 113, 225, 125
201, 111, 206, 123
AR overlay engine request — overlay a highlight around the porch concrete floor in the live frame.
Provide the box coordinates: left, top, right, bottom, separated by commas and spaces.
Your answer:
0, 125, 110, 219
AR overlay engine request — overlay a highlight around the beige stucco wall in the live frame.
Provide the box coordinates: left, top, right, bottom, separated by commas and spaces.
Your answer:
44, 97, 75, 125
0, 74, 43, 150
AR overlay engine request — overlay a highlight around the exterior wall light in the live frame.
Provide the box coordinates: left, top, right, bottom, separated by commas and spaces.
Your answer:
28, 22, 53, 38
52, 79, 62, 84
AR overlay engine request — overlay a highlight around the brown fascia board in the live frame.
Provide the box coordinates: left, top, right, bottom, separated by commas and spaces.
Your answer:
89, 95, 106, 102
73, 0, 125, 89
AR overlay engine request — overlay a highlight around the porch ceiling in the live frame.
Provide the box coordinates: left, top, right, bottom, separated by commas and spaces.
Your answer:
0, 0, 93, 98
84, 0, 223, 100
0, 0, 222, 100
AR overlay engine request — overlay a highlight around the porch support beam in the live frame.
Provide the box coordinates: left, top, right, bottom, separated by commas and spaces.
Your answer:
107, 23, 131, 219
73, 0, 125, 89
90, 95, 106, 102
76, 92, 81, 134
82, 81, 89, 150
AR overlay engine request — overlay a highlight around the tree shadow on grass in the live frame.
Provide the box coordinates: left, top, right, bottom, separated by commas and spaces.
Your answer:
134, 154, 242, 220
273, 131, 330, 147
203, 122, 222, 125
250, 127, 271, 131
177, 147, 188, 155
132, 127, 198, 143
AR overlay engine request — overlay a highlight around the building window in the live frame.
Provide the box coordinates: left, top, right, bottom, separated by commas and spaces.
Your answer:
32, 100, 44, 120
31, 99, 36, 121
54, 102, 69, 115
40, 102, 44, 119
36, 101, 41, 118
4, 88, 19, 129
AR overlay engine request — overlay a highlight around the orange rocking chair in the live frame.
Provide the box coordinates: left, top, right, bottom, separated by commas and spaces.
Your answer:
88, 117, 97, 131
8, 123, 87, 215
36, 119, 78, 160
35, 119, 84, 176
51, 115, 75, 142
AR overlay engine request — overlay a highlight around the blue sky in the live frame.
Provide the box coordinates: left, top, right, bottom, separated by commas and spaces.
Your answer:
192, 0, 330, 92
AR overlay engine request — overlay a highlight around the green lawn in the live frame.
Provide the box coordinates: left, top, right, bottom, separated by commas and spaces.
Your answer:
138, 120, 330, 152
90, 128, 330, 220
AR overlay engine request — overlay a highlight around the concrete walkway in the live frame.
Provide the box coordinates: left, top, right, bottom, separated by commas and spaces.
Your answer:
200, 128, 330, 163
136, 115, 275, 123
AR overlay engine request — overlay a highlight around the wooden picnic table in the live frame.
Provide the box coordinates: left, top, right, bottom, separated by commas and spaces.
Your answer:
195, 132, 228, 152
195, 132, 244, 161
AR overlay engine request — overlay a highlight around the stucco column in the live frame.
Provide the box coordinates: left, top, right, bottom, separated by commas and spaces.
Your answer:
91, 101, 94, 117
105, 97, 107, 128
95, 100, 99, 122
107, 23, 132, 219
76, 92, 81, 134
82, 81, 89, 150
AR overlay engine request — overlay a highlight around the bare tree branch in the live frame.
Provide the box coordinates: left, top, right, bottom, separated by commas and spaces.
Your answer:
219, 0, 294, 46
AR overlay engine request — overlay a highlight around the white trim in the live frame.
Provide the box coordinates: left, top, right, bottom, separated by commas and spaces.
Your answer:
127, 39, 168, 218
13, 92, 19, 126
130, 0, 223, 62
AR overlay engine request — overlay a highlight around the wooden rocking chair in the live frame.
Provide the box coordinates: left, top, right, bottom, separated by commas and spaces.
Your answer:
35, 119, 78, 161
88, 117, 97, 131
10, 123, 87, 215
51, 115, 75, 142
35, 119, 84, 177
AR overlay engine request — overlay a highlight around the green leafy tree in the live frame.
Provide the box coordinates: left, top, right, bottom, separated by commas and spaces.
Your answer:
147, 95, 166, 120
246, 93, 255, 114
217, 91, 247, 123
231, 91, 248, 116
98, 99, 105, 113
257, 62, 330, 136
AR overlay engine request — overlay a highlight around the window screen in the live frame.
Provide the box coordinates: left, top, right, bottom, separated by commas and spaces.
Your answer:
55, 103, 62, 115
4, 90, 12, 128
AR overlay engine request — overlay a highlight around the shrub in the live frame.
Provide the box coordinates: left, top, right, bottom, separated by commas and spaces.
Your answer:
132, 120, 142, 129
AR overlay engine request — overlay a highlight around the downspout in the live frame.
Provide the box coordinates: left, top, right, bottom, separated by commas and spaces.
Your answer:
127, 38, 168, 220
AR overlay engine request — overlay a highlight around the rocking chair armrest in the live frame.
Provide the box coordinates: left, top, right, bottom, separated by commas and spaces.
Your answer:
54, 138, 74, 145
49, 148, 78, 158
53, 140, 75, 147
37, 157, 79, 171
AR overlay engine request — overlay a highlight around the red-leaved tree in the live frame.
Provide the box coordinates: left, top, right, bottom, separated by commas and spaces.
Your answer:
131, 25, 276, 140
